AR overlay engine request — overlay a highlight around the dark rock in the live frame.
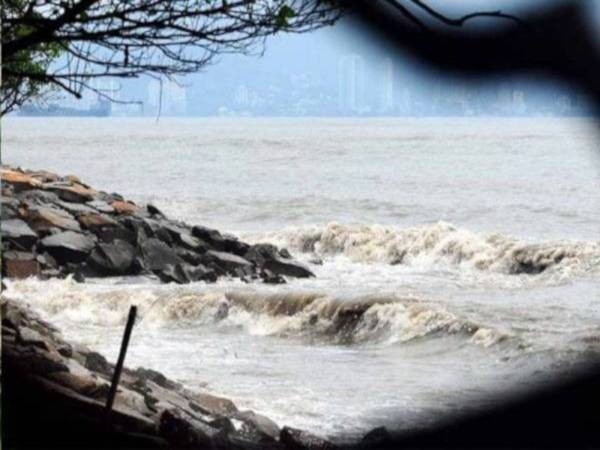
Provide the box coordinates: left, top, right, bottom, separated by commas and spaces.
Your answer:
24, 205, 81, 233
154, 263, 190, 284
280, 426, 337, 450
39, 231, 96, 264
176, 248, 206, 266
87, 240, 137, 276
1, 219, 38, 249
85, 351, 112, 376
263, 258, 314, 279
279, 248, 292, 259
158, 409, 216, 449
244, 244, 280, 266
87, 199, 115, 214
37, 252, 58, 269
3, 251, 40, 279
186, 264, 218, 283
139, 238, 182, 271
78, 212, 119, 230
95, 225, 136, 245
135, 367, 180, 391
360, 427, 392, 447
147, 204, 165, 217
245, 244, 314, 278
261, 270, 286, 285
202, 250, 253, 275
192, 225, 250, 256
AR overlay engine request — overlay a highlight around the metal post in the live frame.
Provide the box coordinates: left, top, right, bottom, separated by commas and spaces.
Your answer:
105, 305, 137, 415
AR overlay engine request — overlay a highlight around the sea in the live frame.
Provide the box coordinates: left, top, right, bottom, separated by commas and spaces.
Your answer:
3, 117, 600, 441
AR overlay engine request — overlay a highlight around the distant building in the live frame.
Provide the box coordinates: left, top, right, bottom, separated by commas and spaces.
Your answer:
337, 54, 365, 113
379, 58, 394, 113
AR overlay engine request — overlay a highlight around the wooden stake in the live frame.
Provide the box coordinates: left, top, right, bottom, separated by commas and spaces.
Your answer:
105, 305, 137, 416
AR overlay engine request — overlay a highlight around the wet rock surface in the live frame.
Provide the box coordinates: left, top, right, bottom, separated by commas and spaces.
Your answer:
1, 298, 337, 449
1, 166, 313, 284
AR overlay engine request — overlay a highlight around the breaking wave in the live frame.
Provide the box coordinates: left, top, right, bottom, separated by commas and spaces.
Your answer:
4, 278, 509, 348
253, 222, 600, 277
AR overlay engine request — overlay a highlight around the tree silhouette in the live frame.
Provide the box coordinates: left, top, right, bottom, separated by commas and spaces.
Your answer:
1, 0, 342, 115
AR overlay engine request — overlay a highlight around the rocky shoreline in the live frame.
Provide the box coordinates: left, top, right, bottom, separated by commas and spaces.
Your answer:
1, 166, 314, 285
0, 166, 395, 449
3, 297, 358, 449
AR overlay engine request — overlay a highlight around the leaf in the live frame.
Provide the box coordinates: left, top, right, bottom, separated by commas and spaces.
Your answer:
275, 5, 296, 28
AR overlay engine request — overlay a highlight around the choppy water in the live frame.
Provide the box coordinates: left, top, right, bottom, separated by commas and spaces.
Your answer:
3, 117, 600, 440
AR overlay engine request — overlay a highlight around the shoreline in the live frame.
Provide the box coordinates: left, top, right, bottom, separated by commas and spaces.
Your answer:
0, 165, 390, 448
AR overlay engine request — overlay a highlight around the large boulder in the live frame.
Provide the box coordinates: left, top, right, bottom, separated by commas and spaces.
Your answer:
1, 169, 43, 192
111, 200, 140, 215
280, 427, 337, 450
245, 243, 313, 278
87, 240, 137, 276
138, 238, 182, 271
39, 231, 96, 264
202, 250, 253, 275
262, 258, 314, 279
78, 212, 119, 230
94, 226, 137, 245
191, 225, 250, 256
17, 189, 60, 206
44, 182, 97, 203
23, 205, 81, 233
1, 219, 38, 249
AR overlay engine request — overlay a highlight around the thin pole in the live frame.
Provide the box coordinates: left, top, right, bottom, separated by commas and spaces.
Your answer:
105, 305, 137, 415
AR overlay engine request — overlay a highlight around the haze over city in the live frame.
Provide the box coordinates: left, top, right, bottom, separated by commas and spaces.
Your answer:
19, 10, 597, 118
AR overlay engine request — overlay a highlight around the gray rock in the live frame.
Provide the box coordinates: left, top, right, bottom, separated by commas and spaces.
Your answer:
18, 326, 49, 350
54, 199, 97, 215
25, 205, 81, 233
139, 238, 182, 271
87, 239, 137, 275
40, 231, 96, 264
1, 219, 38, 249
236, 411, 280, 443
87, 199, 115, 214
17, 189, 60, 205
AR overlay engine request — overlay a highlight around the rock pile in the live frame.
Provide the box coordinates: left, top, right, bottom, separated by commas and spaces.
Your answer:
2, 298, 338, 449
1, 166, 314, 284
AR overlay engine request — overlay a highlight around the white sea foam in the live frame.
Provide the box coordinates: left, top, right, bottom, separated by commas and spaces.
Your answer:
3, 278, 510, 348
251, 221, 600, 277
